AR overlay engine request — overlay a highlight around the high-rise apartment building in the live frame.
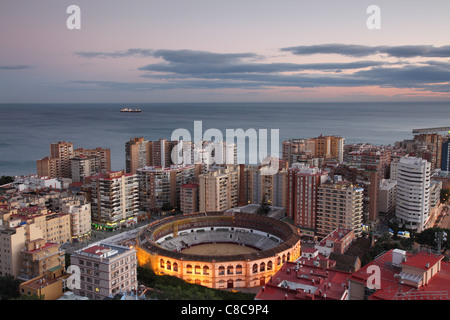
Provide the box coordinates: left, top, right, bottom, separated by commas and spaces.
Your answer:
50, 141, 74, 178
332, 164, 379, 224
287, 163, 328, 231
37, 142, 111, 179
198, 165, 240, 212
442, 137, 450, 171
86, 171, 139, 230
180, 183, 199, 214
395, 156, 431, 232
378, 179, 397, 216
70, 155, 101, 183
125, 137, 152, 174
73, 147, 111, 172
413, 133, 443, 170
151, 139, 173, 167
137, 165, 198, 212
345, 148, 392, 179
312, 135, 345, 163
245, 160, 288, 208
70, 243, 137, 300
0, 223, 43, 278
61, 199, 91, 242
316, 181, 364, 237
282, 135, 344, 166
282, 139, 315, 165
37, 157, 62, 178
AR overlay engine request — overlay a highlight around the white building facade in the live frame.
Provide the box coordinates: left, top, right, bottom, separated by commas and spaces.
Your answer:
395, 157, 431, 232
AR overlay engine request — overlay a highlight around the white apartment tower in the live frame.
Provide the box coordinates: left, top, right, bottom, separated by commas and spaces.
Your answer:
87, 171, 139, 230
395, 156, 431, 232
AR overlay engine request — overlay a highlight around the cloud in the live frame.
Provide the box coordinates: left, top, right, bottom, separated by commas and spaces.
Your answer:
0, 65, 33, 70
281, 44, 450, 58
75, 48, 155, 59
72, 46, 450, 95
139, 59, 385, 75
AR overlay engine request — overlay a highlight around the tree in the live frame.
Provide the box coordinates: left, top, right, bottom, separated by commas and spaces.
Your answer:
257, 196, 271, 215
0, 275, 20, 300
161, 203, 173, 212
0, 176, 14, 185
416, 227, 450, 250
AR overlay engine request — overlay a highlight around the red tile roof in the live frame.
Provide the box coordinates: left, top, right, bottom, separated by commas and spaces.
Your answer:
255, 261, 351, 300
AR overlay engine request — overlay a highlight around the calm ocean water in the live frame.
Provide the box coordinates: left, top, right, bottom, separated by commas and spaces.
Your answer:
0, 102, 449, 177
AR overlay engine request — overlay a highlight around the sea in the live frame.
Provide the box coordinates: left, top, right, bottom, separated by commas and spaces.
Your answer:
0, 101, 449, 177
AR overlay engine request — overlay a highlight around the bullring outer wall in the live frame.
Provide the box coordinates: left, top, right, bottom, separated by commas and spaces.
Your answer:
136, 212, 301, 289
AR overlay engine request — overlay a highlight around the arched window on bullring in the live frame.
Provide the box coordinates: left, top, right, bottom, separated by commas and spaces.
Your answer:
186, 264, 193, 274
236, 265, 243, 274
195, 265, 201, 274
260, 262, 266, 272
166, 261, 171, 270
287, 252, 291, 261
227, 266, 233, 275
277, 256, 281, 266
173, 262, 178, 272
252, 263, 258, 274
218, 266, 225, 275
160, 259, 165, 268
267, 261, 273, 271
203, 266, 209, 275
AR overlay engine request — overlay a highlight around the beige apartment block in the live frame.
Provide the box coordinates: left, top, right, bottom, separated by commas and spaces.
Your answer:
245, 160, 288, 208
0, 223, 43, 278
316, 181, 364, 238
74, 147, 111, 172
37, 157, 62, 178
5, 207, 71, 244
61, 199, 91, 242
137, 165, 197, 212
199, 165, 240, 212
21, 238, 65, 280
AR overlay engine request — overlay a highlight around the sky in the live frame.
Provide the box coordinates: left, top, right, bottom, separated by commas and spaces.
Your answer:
1, 0, 450, 103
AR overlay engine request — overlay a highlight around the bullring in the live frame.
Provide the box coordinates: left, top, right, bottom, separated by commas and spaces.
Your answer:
136, 211, 301, 289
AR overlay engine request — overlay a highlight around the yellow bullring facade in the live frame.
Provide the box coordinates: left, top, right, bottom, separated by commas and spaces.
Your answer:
136, 212, 301, 289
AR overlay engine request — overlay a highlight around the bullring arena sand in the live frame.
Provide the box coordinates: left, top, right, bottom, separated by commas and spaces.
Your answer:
180, 243, 259, 256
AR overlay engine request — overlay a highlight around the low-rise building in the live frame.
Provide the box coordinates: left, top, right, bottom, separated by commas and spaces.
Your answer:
255, 260, 351, 300
348, 249, 450, 300
20, 238, 65, 280
19, 266, 68, 300
70, 243, 138, 300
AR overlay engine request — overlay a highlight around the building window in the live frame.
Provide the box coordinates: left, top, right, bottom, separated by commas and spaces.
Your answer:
236, 265, 242, 274
218, 266, 225, 275
227, 266, 233, 275
203, 266, 209, 275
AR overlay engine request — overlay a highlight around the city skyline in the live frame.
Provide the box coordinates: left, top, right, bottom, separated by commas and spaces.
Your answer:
1, 0, 450, 103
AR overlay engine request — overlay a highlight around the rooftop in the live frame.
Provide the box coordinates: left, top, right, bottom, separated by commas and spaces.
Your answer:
255, 261, 350, 300
348, 249, 450, 300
